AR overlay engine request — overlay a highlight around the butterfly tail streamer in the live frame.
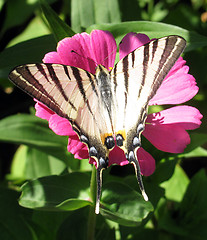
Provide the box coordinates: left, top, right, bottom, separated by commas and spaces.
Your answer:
130, 150, 149, 201
95, 164, 104, 214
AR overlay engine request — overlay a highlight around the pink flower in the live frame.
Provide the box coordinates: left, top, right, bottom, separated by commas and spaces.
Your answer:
35, 30, 202, 176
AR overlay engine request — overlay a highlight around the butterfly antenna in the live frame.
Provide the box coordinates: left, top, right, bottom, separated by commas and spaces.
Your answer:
71, 50, 98, 66
102, 48, 117, 69
130, 151, 148, 201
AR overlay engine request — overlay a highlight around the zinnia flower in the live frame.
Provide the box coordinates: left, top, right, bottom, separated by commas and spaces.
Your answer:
35, 30, 202, 176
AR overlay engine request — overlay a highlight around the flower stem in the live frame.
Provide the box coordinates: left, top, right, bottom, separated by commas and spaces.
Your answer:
87, 165, 97, 240
87, 205, 96, 240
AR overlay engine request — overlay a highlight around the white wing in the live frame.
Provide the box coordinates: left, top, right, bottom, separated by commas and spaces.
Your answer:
110, 35, 186, 198
9, 63, 114, 160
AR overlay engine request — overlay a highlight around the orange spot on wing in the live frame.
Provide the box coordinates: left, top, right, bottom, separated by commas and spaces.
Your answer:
115, 129, 126, 140
101, 133, 113, 145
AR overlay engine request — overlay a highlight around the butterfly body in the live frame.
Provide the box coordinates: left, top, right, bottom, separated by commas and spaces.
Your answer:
9, 35, 186, 214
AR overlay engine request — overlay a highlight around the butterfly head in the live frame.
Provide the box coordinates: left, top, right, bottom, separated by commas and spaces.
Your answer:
95, 64, 110, 78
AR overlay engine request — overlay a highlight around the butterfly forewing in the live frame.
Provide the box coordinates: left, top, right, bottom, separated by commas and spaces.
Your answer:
111, 35, 186, 153
9, 63, 113, 157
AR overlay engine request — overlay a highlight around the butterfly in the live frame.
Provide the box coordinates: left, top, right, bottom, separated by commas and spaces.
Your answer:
9, 35, 186, 214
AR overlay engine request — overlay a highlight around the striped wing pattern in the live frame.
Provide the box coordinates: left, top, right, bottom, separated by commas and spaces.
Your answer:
8, 35, 186, 214
111, 35, 186, 152
9, 64, 113, 159
109, 36, 186, 200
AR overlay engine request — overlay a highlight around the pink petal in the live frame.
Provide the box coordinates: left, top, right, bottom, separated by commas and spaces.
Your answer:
108, 146, 155, 176
119, 33, 150, 59
89, 157, 97, 167
109, 146, 128, 166
43, 51, 62, 64
143, 122, 191, 153
150, 57, 199, 105
48, 114, 75, 136
34, 101, 54, 121
165, 57, 188, 76
147, 106, 202, 130
90, 30, 117, 70
55, 33, 97, 73
67, 135, 88, 159
137, 148, 156, 176
43, 30, 117, 75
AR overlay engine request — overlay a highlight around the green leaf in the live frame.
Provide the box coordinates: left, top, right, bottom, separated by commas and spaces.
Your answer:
0, 114, 69, 162
93, 0, 121, 24
119, 227, 159, 240
123, 174, 165, 211
118, 0, 141, 22
7, 145, 66, 180
0, 187, 36, 240
56, 208, 89, 240
180, 170, 207, 227
25, 148, 66, 179
100, 181, 153, 226
181, 133, 207, 157
149, 158, 177, 184
8, 145, 27, 180
71, 0, 94, 32
31, 210, 70, 240
0, 35, 56, 79
183, 147, 207, 158
39, 0, 75, 41
87, 21, 207, 52
158, 170, 207, 239
1, 0, 39, 34
1, 0, 56, 34
19, 172, 91, 211
160, 164, 189, 202
8, 15, 51, 47
71, 0, 121, 33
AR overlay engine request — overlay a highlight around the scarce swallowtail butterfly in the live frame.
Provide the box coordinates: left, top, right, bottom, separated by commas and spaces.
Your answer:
9, 35, 186, 214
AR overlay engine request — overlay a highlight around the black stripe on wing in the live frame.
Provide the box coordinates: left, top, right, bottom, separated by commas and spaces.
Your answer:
137, 43, 150, 98
86, 71, 98, 96
9, 64, 80, 118
71, 67, 94, 116
122, 55, 129, 93
148, 36, 184, 100
151, 39, 158, 62
138, 35, 185, 100
46, 64, 71, 103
